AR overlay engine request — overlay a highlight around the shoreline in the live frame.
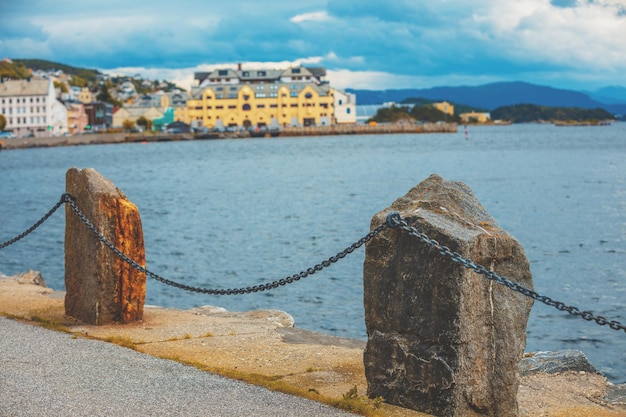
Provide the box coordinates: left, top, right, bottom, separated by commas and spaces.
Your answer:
1, 274, 624, 417
0, 122, 458, 151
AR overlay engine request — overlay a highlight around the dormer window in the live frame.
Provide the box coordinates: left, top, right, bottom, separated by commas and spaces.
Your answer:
292, 68, 301, 74
218, 70, 228, 76
257, 71, 266, 76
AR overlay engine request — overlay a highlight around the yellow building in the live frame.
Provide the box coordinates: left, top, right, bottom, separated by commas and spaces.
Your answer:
433, 101, 454, 116
77, 87, 94, 104
112, 106, 164, 129
187, 66, 335, 129
460, 111, 491, 123
161, 91, 188, 123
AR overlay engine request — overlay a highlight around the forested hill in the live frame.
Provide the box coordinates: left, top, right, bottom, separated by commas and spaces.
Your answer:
9, 59, 103, 84
491, 104, 615, 123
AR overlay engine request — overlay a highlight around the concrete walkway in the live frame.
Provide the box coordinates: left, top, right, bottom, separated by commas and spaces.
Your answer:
0, 317, 356, 417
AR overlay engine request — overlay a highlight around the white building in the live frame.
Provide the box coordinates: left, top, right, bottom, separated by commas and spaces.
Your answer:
333, 90, 357, 124
0, 78, 68, 137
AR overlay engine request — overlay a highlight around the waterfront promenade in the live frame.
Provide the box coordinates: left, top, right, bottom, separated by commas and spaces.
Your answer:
0, 122, 457, 151
1, 276, 624, 417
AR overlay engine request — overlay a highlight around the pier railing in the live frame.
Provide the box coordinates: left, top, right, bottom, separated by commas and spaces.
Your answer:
3, 168, 625, 416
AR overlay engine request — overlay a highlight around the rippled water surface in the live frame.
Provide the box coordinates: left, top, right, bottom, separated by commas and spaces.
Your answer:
1, 123, 625, 382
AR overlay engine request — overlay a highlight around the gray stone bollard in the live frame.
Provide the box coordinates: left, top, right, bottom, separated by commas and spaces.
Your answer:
65, 168, 146, 325
363, 174, 534, 417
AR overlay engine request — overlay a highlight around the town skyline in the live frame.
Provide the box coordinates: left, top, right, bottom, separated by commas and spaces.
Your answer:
1, 0, 625, 93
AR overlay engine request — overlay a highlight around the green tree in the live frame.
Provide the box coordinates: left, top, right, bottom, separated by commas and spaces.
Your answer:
96, 84, 122, 107
69, 75, 88, 88
122, 119, 136, 131
136, 116, 152, 131
368, 106, 412, 123
0, 114, 6, 131
0, 60, 31, 80
53, 80, 68, 93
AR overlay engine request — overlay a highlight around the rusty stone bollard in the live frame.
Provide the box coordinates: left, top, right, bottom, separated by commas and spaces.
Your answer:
363, 174, 534, 417
65, 168, 146, 325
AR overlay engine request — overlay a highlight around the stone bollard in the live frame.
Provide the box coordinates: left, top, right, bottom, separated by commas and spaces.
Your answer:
65, 168, 146, 325
363, 174, 534, 417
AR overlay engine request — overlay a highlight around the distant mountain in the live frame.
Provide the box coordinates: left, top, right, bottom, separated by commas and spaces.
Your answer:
586, 86, 626, 104
347, 81, 626, 116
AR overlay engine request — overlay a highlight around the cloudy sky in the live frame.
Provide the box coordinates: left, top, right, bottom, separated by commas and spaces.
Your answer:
1, 0, 625, 92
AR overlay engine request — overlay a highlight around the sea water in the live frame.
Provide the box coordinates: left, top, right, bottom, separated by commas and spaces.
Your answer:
1, 123, 625, 383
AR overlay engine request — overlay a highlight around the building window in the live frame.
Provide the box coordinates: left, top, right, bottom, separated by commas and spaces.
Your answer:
257, 104, 265, 108
255, 93, 266, 98
216, 105, 224, 109
290, 92, 298, 97
346, 108, 351, 114
218, 70, 228, 76
242, 104, 251, 111
257, 71, 266, 76
270, 92, 277, 98
292, 68, 301, 74
305, 93, 313, 99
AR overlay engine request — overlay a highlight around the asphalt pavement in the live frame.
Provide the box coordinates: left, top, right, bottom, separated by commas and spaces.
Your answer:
0, 316, 356, 417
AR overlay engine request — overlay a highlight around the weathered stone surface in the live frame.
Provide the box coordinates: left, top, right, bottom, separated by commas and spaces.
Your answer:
520, 350, 599, 376
16, 270, 47, 287
65, 167, 146, 324
363, 174, 534, 417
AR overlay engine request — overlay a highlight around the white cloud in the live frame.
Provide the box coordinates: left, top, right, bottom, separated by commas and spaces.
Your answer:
2, 0, 625, 90
326, 69, 502, 90
473, 0, 626, 71
290, 11, 332, 23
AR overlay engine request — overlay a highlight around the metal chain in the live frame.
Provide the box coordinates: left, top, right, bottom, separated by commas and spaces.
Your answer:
0, 194, 70, 249
64, 194, 390, 295
2, 194, 624, 333
384, 211, 626, 333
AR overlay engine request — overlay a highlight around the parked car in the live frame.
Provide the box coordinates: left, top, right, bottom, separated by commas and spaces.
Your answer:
0, 131, 16, 139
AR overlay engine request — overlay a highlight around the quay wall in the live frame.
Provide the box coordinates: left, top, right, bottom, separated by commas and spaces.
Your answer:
280, 122, 457, 137
0, 122, 457, 150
